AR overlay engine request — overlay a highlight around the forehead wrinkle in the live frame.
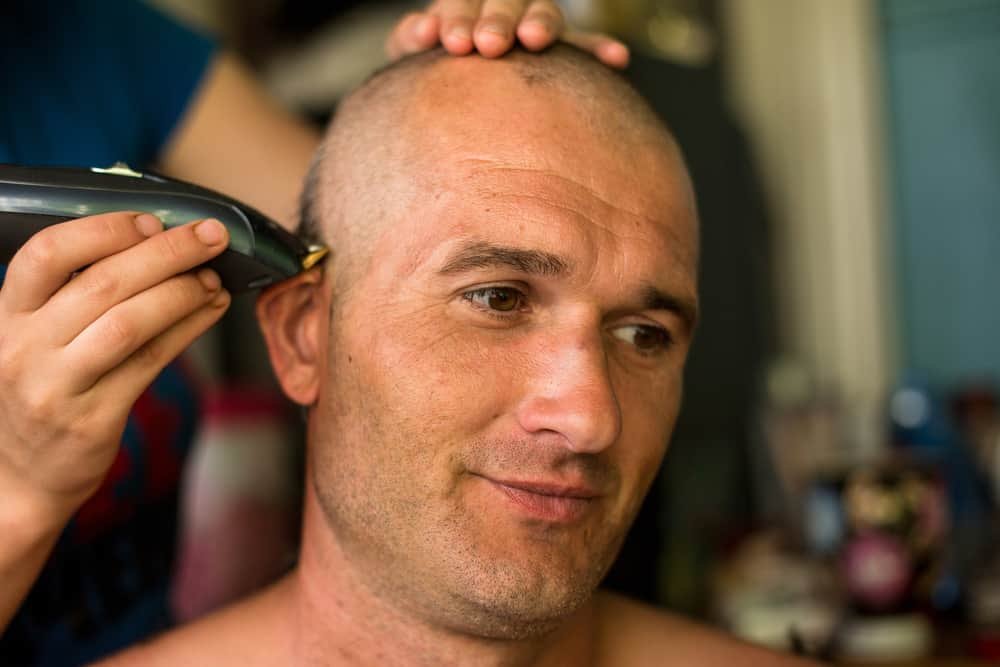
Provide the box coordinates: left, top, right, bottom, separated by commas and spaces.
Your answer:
459, 162, 695, 252
466, 188, 697, 288
461, 161, 656, 222
485, 190, 660, 246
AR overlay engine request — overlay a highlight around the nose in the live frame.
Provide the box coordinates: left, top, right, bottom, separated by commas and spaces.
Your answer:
515, 329, 622, 454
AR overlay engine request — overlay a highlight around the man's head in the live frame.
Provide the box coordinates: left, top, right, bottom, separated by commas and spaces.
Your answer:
257, 45, 699, 640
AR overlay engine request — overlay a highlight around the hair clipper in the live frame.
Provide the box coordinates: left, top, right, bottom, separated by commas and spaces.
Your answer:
0, 162, 327, 292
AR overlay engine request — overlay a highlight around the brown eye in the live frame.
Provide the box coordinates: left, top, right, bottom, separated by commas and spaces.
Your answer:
612, 324, 673, 354
485, 288, 519, 311
464, 287, 524, 313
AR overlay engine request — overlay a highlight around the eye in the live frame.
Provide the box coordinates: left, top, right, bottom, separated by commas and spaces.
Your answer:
462, 286, 525, 314
611, 324, 673, 354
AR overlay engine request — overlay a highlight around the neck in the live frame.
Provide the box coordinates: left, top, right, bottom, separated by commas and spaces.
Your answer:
281, 490, 598, 667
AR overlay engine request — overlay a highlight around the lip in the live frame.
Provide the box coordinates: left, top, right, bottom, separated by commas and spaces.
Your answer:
476, 475, 600, 523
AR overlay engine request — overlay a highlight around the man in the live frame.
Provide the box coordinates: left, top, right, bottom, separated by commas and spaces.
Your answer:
97, 46, 815, 664
0, 2, 624, 660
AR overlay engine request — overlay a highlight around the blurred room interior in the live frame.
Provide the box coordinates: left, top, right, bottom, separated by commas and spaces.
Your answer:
151, 0, 1000, 663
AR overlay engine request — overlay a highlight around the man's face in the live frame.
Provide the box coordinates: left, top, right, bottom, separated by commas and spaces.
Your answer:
308, 66, 698, 638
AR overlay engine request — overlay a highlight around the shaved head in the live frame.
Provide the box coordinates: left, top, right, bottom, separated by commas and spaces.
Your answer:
273, 43, 701, 641
299, 44, 694, 299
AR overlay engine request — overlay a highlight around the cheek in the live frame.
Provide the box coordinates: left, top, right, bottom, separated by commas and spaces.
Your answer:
311, 288, 542, 536
332, 301, 526, 463
613, 370, 683, 499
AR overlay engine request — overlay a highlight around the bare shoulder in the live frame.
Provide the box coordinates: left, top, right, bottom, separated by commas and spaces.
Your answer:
593, 591, 824, 667
92, 578, 291, 667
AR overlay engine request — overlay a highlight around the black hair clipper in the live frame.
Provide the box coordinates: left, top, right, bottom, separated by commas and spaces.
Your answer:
0, 163, 328, 292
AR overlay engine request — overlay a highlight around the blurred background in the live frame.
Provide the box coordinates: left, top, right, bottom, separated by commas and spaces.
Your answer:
153, 0, 1000, 663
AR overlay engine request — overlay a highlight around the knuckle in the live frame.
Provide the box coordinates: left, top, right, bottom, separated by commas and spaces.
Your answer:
98, 211, 128, 239
150, 275, 205, 324
167, 274, 207, 309
79, 268, 121, 301
101, 312, 139, 350
130, 337, 164, 369
20, 230, 59, 268
21, 383, 58, 424
159, 227, 193, 263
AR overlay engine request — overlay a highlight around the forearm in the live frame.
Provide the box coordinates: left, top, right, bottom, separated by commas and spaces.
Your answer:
158, 51, 321, 232
0, 467, 71, 633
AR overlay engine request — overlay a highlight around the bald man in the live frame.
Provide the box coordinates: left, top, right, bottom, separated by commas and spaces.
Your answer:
90, 46, 817, 666
6, 46, 819, 665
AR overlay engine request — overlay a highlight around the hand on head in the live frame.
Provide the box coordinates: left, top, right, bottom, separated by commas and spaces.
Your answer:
386, 0, 629, 68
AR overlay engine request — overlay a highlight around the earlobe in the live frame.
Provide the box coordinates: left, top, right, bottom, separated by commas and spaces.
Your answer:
255, 267, 327, 406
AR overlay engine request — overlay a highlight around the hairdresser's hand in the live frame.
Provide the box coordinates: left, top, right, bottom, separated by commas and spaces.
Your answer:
0, 211, 231, 629
0, 212, 230, 523
386, 1, 629, 68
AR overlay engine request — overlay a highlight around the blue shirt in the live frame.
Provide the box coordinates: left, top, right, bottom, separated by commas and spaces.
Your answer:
1, 0, 213, 169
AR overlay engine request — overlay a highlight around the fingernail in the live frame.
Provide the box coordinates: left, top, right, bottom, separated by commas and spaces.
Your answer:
211, 290, 230, 308
450, 24, 472, 40
194, 219, 226, 245
478, 21, 507, 37
605, 42, 629, 60
526, 16, 552, 34
135, 213, 162, 237
197, 268, 221, 292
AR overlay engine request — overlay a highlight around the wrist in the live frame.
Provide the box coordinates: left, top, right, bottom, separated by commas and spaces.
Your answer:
0, 462, 77, 550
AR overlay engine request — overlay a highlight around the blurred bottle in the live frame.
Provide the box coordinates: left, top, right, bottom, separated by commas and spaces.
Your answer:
951, 382, 1000, 662
890, 374, 992, 612
710, 359, 852, 658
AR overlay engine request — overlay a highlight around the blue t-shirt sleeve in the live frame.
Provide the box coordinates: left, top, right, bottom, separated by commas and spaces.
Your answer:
111, 0, 219, 164
0, 0, 217, 169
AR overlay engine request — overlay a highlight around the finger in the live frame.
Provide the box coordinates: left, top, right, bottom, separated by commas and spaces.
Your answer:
515, 0, 565, 52
87, 288, 231, 407
2, 211, 155, 314
65, 269, 227, 390
563, 29, 631, 69
42, 218, 229, 345
437, 0, 481, 55
385, 11, 440, 59
474, 0, 524, 58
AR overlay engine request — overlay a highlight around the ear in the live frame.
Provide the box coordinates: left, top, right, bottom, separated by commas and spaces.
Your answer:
255, 267, 328, 406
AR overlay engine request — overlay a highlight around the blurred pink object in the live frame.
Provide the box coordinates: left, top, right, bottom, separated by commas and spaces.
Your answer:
170, 385, 301, 622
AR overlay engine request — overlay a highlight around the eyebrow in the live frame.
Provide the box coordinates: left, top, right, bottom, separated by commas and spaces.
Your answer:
437, 240, 698, 330
438, 241, 570, 277
641, 284, 699, 332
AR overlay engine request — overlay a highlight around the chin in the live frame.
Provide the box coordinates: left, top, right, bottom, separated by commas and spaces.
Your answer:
422, 512, 629, 640
431, 550, 606, 641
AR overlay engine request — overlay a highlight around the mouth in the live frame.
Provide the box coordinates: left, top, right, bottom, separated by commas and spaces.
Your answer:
474, 474, 600, 524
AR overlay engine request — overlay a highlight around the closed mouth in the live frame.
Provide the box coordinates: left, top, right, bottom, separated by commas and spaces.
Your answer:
473, 474, 600, 523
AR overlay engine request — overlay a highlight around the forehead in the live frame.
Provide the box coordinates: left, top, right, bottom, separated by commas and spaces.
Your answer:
370, 152, 698, 303
356, 59, 698, 292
